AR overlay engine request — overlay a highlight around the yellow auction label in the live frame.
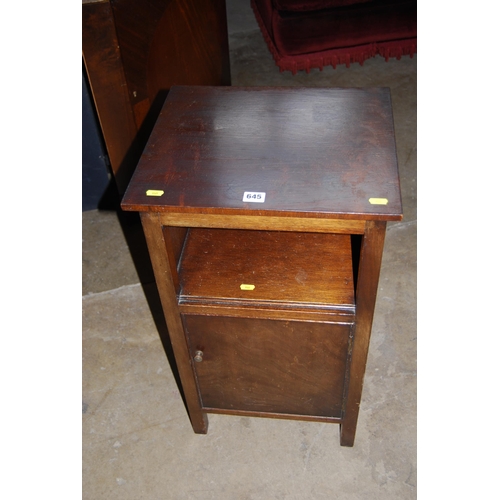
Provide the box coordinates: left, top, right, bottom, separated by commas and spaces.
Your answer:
240, 284, 255, 291
369, 198, 389, 205
146, 190, 164, 197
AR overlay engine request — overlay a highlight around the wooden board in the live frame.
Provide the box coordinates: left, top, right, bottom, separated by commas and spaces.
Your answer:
183, 315, 353, 418
121, 86, 403, 220
178, 228, 355, 312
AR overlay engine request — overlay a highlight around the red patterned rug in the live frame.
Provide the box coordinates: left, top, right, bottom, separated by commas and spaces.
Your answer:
251, 0, 417, 74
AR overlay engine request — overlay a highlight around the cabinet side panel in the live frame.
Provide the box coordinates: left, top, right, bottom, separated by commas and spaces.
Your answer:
162, 226, 189, 293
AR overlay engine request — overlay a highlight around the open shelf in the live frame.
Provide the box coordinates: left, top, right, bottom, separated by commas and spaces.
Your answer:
178, 228, 355, 314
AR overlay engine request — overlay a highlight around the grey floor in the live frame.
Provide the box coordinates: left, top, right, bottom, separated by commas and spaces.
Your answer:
82, 1, 417, 497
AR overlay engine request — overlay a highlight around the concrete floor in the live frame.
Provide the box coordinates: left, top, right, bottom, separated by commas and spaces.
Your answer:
82, 1, 417, 497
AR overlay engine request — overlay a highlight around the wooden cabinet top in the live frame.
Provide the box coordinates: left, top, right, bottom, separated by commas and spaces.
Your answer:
121, 86, 402, 221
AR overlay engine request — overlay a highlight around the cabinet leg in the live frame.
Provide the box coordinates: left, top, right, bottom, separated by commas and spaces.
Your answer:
339, 421, 356, 447
141, 213, 209, 435
191, 412, 209, 434
341, 221, 387, 448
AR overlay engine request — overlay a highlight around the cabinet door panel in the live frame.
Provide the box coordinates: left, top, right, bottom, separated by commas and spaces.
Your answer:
183, 315, 352, 418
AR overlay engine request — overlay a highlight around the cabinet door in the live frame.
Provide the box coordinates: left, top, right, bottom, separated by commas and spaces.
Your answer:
183, 315, 353, 419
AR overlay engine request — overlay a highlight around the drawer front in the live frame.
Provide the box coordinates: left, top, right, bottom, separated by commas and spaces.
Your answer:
183, 314, 353, 418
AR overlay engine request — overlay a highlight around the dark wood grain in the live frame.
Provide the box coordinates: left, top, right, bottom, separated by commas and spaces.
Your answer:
110, 0, 231, 127
178, 228, 355, 312
82, 0, 138, 193
121, 86, 403, 220
340, 220, 387, 446
184, 315, 353, 418
83, 0, 231, 193
125, 87, 402, 446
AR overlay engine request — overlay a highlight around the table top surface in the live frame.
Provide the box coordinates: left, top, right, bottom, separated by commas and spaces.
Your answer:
121, 86, 403, 221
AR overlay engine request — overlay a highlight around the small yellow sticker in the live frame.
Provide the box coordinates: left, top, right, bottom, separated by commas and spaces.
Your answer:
240, 284, 255, 291
369, 198, 388, 205
146, 190, 164, 197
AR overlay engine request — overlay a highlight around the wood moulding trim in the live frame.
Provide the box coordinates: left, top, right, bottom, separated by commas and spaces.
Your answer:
179, 304, 355, 323
179, 298, 355, 316
158, 213, 366, 234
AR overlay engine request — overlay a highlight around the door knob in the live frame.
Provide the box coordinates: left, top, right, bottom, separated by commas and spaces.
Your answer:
194, 350, 203, 363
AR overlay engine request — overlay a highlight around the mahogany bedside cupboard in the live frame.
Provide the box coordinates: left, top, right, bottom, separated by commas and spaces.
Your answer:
121, 86, 403, 447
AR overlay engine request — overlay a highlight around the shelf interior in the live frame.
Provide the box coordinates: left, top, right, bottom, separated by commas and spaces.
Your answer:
178, 228, 355, 313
